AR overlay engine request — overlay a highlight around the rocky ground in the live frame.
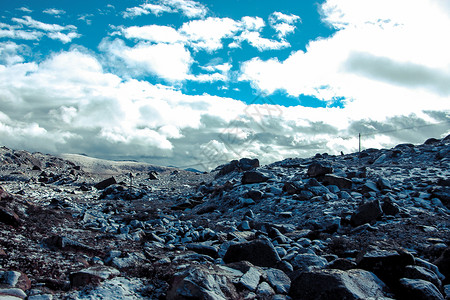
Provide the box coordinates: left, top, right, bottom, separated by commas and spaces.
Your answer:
0, 136, 449, 299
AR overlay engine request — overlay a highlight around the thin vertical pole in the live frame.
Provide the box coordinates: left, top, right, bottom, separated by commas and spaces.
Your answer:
358, 133, 361, 153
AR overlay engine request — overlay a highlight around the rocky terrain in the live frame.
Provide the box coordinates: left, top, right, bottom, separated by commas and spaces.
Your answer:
0, 136, 449, 299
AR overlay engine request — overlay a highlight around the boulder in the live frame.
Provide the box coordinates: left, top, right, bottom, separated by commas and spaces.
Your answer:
350, 199, 383, 227
323, 174, 352, 189
186, 243, 219, 259
94, 177, 116, 190
382, 196, 400, 216
241, 171, 269, 184
266, 268, 291, 294
0, 207, 21, 227
69, 266, 120, 288
44, 235, 99, 255
434, 246, 450, 284
239, 267, 261, 291
398, 278, 444, 300
167, 265, 239, 300
291, 253, 328, 272
357, 249, 415, 288
307, 162, 333, 177
404, 265, 442, 290
289, 269, 391, 300
223, 239, 281, 267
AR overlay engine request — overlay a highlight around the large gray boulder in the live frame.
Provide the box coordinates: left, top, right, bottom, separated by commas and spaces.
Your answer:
167, 265, 239, 300
289, 269, 392, 299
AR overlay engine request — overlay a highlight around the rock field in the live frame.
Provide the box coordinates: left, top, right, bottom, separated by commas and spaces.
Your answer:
0, 135, 449, 299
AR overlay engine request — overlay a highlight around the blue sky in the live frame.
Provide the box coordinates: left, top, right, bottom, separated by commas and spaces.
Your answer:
1, 0, 449, 170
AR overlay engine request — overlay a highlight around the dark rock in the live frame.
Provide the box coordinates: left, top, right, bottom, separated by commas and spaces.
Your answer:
94, 177, 116, 190
398, 278, 444, 300
239, 158, 260, 171
361, 180, 380, 193
186, 243, 219, 259
0, 206, 21, 227
44, 235, 99, 255
70, 266, 120, 288
437, 178, 450, 187
382, 196, 400, 216
241, 171, 269, 184
289, 269, 391, 300
0, 186, 13, 201
216, 158, 260, 177
350, 199, 383, 227
377, 177, 392, 190
434, 246, 450, 284
323, 174, 352, 189
283, 182, 303, 195
245, 190, 263, 201
357, 249, 415, 288
290, 253, 328, 272
167, 265, 239, 300
148, 171, 158, 180
425, 138, 441, 145
307, 162, 333, 177
223, 239, 281, 267
404, 265, 442, 290
326, 258, 358, 271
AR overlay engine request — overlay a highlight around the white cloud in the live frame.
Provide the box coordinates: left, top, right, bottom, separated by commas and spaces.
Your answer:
100, 39, 193, 81
241, 16, 265, 31
0, 42, 26, 65
122, 3, 172, 18
17, 7, 32, 13
161, 0, 207, 18
7, 16, 80, 43
12, 16, 72, 32
43, 8, 66, 16
269, 12, 301, 38
237, 31, 290, 51
123, 0, 207, 19
240, 0, 450, 120
180, 17, 241, 52
122, 25, 185, 43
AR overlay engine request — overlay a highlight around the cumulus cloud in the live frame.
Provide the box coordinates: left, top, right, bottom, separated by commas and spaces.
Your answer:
269, 12, 301, 38
43, 8, 66, 16
0, 42, 26, 65
180, 17, 241, 52
240, 0, 450, 119
123, 0, 207, 19
100, 39, 193, 81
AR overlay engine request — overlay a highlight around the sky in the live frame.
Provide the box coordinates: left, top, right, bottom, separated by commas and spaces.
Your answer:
0, 0, 449, 171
